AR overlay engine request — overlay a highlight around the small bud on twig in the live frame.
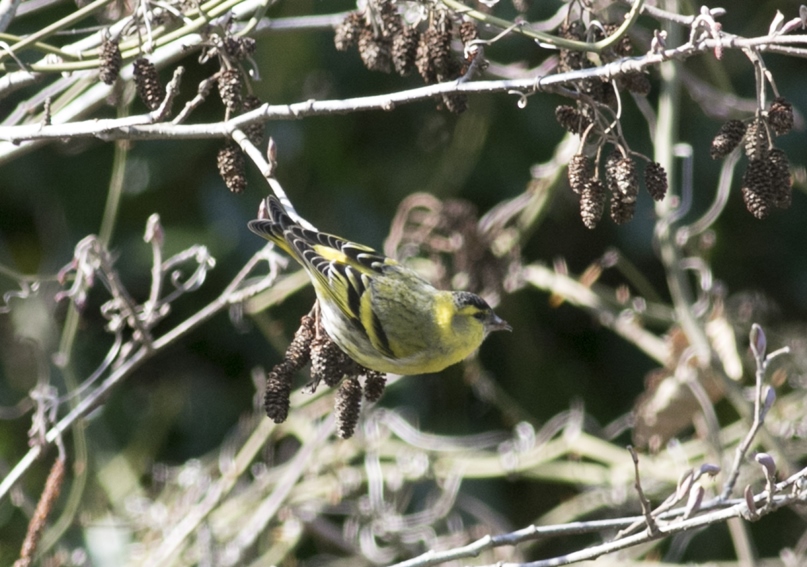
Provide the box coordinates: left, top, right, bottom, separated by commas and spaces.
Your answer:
697, 463, 722, 479
257, 198, 269, 220
760, 385, 776, 420
743, 484, 758, 519
144, 214, 164, 246
755, 452, 776, 478
750, 323, 766, 360
676, 469, 694, 501
267, 137, 278, 177
683, 482, 705, 519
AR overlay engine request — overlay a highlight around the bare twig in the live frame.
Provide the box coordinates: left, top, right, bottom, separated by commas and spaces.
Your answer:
12, 455, 66, 567
0, 243, 285, 503
3, 32, 807, 149
628, 446, 660, 536
389, 464, 807, 567
720, 325, 788, 500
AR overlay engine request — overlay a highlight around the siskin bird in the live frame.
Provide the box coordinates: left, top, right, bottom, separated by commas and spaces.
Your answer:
248, 196, 511, 375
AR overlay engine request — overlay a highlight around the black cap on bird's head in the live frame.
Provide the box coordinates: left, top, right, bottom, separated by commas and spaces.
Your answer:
452, 291, 511, 334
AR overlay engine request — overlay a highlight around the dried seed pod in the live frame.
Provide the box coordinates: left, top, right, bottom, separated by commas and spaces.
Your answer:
744, 116, 770, 161
568, 154, 592, 195
285, 313, 315, 371
217, 142, 247, 193
609, 156, 638, 225
768, 97, 794, 136
336, 377, 363, 438
415, 28, 437, 83
442, 92, 468, 114
558, 21, 587, 73
614, 157, 639, 201
604, 150, 621, 193
601, 23, 633, 61
392, 26, 419, 76
358, 27, 392, 73
555, 105, 592, 135
242, 95, 265, 145
217, 68, 243, 111
334, 11, 365, 52
622, 72, 651, 96
264, 363, 294, 423
644, 161, 668, 201
710, 119, 746, 159
767, 147, 792, 209
741, 159, 775, 219
610, 192, 636, 224
459, 21, 478, 47
580, 178, 605, 229
99, 38, 122, 85
429, 24, 454, 77
311, 333, 352, 388
379, 0, 402, 37
133, 57, 165, 110
583, 77, 615, 105
224, 36, 257, 61
363, 370, 387, 402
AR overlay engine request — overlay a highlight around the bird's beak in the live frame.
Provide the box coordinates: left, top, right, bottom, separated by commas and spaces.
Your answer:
487, 313, 512, 333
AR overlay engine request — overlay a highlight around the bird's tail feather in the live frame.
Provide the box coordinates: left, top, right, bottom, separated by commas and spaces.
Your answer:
247, 196, 297, 256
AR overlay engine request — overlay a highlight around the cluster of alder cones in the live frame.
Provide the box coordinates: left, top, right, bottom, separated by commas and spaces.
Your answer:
552, 12, 797, 226
264, 306, 387, 439
99, 35, 265, 194
710, 97, 795, 219
567, 151, 667, 229
552, 17, 666, 228
334, 0, 481, 113
553, 18, 652, 141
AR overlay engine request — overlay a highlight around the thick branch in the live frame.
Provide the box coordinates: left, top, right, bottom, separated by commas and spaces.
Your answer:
2, 33, 806, 152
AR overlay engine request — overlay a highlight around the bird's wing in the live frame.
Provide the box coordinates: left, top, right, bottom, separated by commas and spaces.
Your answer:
249, 197, 397, 358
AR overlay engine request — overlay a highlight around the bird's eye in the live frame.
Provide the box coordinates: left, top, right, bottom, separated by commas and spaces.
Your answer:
472, 311, 486, 321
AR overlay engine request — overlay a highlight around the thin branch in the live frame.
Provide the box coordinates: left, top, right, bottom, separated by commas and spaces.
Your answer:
677, 150, 741, 242
3, 33, 807, 148
389, 464, 807, 567
720, 326, 787, 500
627, 446, 660, 536
228, 413, 336, 566
0, 246, 286, 503
440, 0, 645, 54
0, 0, 114, 59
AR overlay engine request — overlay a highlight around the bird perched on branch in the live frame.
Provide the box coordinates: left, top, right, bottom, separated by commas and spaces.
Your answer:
248, 195, 510, 375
